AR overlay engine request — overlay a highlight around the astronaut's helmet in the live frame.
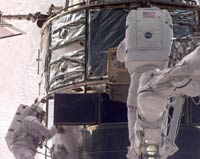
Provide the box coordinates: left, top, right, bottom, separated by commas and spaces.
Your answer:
30, 102, 46, 122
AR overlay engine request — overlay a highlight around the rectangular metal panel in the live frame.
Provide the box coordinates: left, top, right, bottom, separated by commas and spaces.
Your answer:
54, 93, 99, 125
99, 93, 127, 123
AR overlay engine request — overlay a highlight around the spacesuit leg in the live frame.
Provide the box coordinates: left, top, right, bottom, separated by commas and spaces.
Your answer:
126, 63, 158, 158
11, 145, 36, 159
127, 71, 140, 147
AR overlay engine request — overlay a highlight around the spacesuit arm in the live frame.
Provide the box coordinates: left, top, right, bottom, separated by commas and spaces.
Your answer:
116, 39, 126, 63
138, 46, 200, 99
22, 116, 57, 140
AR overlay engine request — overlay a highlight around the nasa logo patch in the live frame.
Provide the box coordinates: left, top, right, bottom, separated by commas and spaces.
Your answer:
144, 32, 152, 39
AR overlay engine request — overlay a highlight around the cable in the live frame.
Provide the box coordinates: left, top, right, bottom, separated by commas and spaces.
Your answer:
43, 144, 52, 150
35, 150, 52, 158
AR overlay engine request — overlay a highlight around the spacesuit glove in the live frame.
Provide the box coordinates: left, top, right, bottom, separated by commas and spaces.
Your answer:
56, 126, 65, 134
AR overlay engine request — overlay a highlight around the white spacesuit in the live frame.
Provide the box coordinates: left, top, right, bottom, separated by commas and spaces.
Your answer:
52, 125, 83, 159
52, 144, 69, 159
133, 45, 200, 158
138, 45, 200, 106
5, 101, 57, 159
116, 8, 173, 158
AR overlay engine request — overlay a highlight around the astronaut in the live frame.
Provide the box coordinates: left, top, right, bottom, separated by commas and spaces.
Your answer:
52, 125, 83, 159
5, 99, 57, 159
138, 45, 200, 105
116, 7, 173, 158
132, 45, 200, 158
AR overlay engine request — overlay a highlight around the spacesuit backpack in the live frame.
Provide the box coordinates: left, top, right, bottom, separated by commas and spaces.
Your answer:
5, 104, 31, 149
125, 8, 173, 63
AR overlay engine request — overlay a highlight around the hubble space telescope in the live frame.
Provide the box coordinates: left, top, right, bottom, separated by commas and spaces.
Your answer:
36, 0, 200, 159
3, 0, 200, 159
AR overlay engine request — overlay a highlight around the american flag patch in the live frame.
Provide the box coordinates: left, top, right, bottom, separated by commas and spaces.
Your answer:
143, 12, 156, 18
